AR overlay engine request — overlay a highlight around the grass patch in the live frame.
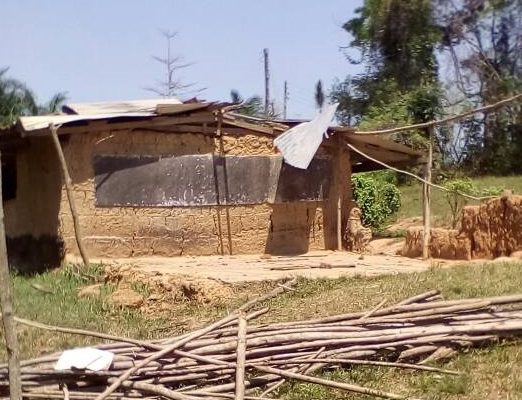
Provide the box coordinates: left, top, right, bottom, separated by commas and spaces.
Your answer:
1, 264, 167, 359
397, 175, 522, 226
1, 261, 522, 398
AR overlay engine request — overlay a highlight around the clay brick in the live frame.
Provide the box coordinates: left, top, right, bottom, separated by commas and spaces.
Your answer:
152, 237, 184, 256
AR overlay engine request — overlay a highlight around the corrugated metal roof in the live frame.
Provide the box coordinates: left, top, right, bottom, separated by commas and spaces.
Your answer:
17, 99, 212, 134
62, 98, 182, 115
18, 113, 154, 133
11, 97, 424, 170
274, 104, 338, 169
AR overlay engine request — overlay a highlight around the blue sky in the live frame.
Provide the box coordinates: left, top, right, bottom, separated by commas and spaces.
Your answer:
1, 1, 362, 119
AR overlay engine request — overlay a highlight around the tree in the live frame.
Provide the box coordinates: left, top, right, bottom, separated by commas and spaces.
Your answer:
230, 90, 276, 118
314, 80, 325, 111
434, 0, 522, 174
332, 0, 441, 128
0, 68, 67, 127
146, 30, 204, 98
0, 68, 37, 127
40, 92, 68, 114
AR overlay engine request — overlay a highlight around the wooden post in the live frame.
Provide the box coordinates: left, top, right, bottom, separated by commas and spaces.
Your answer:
216, 113, 233, 255
325, 134, 350, 251
335, 135, 350, 251
234, 313, 247, 400
336, 141, 343, 251
422, 127, 434, 260
49, 125, 89, 266
0, 151, 22, 400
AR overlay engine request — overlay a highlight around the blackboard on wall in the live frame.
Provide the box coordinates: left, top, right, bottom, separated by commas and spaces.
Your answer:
94, 154, 331, 207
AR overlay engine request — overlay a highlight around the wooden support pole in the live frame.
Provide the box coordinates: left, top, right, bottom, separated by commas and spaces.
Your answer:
215, 113, 233, 255
49, 125, 89, 267
422, 127, 434, 260
336, 139, 343, 251
234, 313, 248, 400
325, 134, 351, 251
335, 134, 351, 251
0, 151, 22, 400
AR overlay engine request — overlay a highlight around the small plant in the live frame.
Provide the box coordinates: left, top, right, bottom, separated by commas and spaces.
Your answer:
443, 178, 476, 229
443, 178, 503, 228
351, 173, 401, 229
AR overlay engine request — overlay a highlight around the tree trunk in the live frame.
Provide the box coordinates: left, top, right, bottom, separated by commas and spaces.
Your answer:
0, 151, 22, 400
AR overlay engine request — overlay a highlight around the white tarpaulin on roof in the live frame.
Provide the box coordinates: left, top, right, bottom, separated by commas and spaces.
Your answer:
274, 103, 338, 169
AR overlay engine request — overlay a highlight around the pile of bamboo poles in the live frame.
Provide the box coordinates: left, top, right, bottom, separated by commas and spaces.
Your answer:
2, 286, 522, 400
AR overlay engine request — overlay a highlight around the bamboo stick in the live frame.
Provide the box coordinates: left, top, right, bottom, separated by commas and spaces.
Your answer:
254, 365, 417, 400
94, 314, 238, 400
397, 290, 440, 306
360, 299, 388, 320
255, 358, 459, 375
234, 314, 247, 400
5, 292, 522, 400
108, 379, 197, 400
11, 316, 161, 351
422, 126, 434, 260
353, 92, 521, 135
49, 124, 89, 267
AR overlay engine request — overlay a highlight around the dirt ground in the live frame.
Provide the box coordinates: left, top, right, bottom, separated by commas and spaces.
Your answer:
74, 242, 519, 310
86, 249, 439, 283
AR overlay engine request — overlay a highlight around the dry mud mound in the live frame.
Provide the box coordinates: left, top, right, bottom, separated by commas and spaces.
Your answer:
401, 195, 522, 260
103, 265, 235, 311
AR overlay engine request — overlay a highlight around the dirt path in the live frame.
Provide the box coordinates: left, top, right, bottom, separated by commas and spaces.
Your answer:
90, 250, 446, 283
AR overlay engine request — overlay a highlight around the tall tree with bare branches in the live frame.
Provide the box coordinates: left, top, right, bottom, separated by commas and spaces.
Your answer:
146, 30, 204, 98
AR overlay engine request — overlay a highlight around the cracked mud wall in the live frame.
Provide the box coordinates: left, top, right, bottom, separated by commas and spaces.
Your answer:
57, 129, 328, 258
4, 137, 64, 270
401, 195, 522, 260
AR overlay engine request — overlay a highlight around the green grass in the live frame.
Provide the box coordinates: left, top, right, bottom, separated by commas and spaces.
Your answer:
1, 265, 167, 359
397, 175, 522, 227
2, 261, 522, 399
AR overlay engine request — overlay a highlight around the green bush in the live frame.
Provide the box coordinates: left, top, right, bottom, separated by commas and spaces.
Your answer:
443, 178, 475, 229
443, 177, 503, 228
351, 173, 401, 229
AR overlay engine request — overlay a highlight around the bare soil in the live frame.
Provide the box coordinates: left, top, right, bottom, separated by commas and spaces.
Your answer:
96, 250, 434, 283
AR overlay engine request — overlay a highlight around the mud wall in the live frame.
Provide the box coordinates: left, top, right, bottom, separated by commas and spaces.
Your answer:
4, 137, 64, 271
57, 129, 336, 258
401, 195, 522, 260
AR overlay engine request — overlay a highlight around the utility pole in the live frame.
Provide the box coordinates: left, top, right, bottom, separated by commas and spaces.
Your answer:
283, 81, 289, 119
263, 48, 270, 117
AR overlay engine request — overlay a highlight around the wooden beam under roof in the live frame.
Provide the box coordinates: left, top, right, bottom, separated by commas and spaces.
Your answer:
131, 124, 278, 138
20, 113, 217, 137
345, 132, 422, 157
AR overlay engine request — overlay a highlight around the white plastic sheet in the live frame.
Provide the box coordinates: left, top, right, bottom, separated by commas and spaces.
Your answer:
274, 103, 339, 169
54, 347, 114, 371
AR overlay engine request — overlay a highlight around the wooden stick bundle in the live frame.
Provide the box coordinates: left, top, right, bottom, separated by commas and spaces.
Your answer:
2, 289, 522, 400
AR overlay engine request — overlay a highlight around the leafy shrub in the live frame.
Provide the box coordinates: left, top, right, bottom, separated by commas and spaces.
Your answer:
443, 177, 503, 228
351, 173, 401, 229
369, 170, 399, 185
443, 178, 475, 229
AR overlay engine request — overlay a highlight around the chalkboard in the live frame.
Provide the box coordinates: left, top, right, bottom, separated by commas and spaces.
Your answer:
94, 154, 331, 207
275, 159, 331, 202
